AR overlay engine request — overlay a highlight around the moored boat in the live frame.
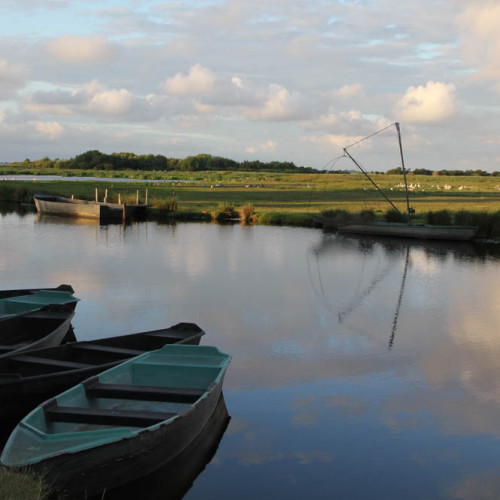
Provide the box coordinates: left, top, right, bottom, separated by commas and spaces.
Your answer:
338, 221, 478, 241
94, 392, 230, 500
323, 122, 480, 241
0, 284, 74, 300
0, 323, 205, 431
1, 344, 231, 499
34, 194, 147, 221
0, 310, 76, 360
0, 289, 78, 322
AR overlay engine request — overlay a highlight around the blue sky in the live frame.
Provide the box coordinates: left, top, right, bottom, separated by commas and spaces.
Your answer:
0, 0, 499, 171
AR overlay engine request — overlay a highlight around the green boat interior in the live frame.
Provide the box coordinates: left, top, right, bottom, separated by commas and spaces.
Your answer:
1, 345, 230, 466
0, 290, 78, 319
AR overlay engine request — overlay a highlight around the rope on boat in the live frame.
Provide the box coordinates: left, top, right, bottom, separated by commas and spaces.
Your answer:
343, 122, 397, 151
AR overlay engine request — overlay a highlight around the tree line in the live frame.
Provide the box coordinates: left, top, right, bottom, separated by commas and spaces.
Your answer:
13, 151, 317, 173
10, 152, 499, 176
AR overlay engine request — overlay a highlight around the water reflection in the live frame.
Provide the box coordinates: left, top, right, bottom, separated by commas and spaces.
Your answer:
3, 208, 500, 499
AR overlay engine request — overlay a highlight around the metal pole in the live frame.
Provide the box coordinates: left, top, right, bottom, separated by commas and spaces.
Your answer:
395, 123, 411, 221
343, 149, 402, 215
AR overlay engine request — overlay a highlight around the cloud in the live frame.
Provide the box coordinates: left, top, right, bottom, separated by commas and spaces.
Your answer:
246, 140, 277, 154
45, 35, 116, 63
29, 121, 64, 140
244, 84, 307, 121
88, 88, 134, 115
302, 133, 364, 150
0, 58, 27, 99
395, 81, 457, 123
24, 81, 164, 121
330, 83, 364, 99
161, 64, 216, 96
457, 2, 500, 90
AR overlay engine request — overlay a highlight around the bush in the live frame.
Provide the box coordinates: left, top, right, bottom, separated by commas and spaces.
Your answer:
240, 204, 255, 224
215, 203, 238, 222
384, 208, 407, 222
426, 210, 453, 225
257, 212, 316, 227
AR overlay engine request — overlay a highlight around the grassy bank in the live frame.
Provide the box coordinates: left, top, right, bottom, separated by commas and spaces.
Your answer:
2, 171, 500, 234
0, 469, 47, 500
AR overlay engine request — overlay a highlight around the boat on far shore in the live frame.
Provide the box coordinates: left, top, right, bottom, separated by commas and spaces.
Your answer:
337, 221, 478, 241
34, 194, 147, 221
323, 123, 479, 242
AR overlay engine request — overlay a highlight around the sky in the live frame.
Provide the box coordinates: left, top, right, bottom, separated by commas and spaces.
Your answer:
0, 0, 499, 171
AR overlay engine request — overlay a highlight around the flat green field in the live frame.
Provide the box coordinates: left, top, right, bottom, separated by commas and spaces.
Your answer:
2, 169, 500, 216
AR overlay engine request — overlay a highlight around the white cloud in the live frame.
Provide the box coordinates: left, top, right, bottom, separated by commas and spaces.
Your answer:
0, 58, 27, 99
457, 2, 500, 91
246, 140, 277, 154
161, 64, 216, 96
302, 134, 364, 150
29, 121, 64, 140
45, 35, 116, 63
395, 81, 457, 123
244, 84, 307, 122
330, 84, 364, 99
88, 88, 134, 115
24, 81, 164, 121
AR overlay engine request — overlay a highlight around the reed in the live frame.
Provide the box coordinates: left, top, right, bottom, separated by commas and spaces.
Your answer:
384, 208, 407, 223
0, 469, 47, 500
257, 212, 317, 227
240, 204, 255, 224
425, 210, 453, 225
215, 203, 238, 222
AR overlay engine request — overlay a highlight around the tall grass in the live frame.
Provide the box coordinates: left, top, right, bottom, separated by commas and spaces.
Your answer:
425, 210, 453, 225
0, 470, 47, 500
215, 203, 238, 222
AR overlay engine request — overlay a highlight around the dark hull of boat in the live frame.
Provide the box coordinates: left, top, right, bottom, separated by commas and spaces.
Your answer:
80, 393, 229, 500
0, 323, 204, 427
338, 222, 478, 241
31, 371, 226, 499
0, 310, 75, 359
0, 284, 74, 300
34, 195, 147, 221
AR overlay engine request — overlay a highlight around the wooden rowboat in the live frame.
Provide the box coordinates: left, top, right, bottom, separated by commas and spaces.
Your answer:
0, 323, 205, 433
0, 310, 75, 360
0, 289, 78, 322
0, 284, 74, 300
34, 194, 147, 221
1, 344, 231, 499
337, 222, 479, 241
99, 392, 230, 500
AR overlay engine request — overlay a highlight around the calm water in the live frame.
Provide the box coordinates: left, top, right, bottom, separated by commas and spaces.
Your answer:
3, 208, 500, 499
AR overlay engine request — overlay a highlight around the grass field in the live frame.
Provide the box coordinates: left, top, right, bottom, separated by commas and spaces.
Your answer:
2, 169, 500, 217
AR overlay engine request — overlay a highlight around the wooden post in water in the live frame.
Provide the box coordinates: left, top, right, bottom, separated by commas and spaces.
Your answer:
145, 189, 148, 205
118, 193, 121, 205
95, 188, 98, 202
104, 189, 108, 203
136, 190, 139, 204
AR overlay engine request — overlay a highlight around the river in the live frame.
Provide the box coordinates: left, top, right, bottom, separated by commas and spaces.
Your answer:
2, 207, 500, 499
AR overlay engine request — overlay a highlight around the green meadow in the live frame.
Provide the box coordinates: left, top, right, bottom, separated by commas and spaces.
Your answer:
2, 169, 500, 215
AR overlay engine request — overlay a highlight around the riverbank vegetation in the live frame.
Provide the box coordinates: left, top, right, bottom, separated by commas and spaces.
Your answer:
0, 469, 47, 500
2, 168, 500, 237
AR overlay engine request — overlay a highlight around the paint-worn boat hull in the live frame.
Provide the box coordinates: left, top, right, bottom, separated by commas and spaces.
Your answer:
1, 345, 231, 500
0, 309, 76, 358
34, 194, 147, 221
40, 381, 225, 499
0, 323, 204, 428
338, 222, 478, 241
98, 392, 230, 500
